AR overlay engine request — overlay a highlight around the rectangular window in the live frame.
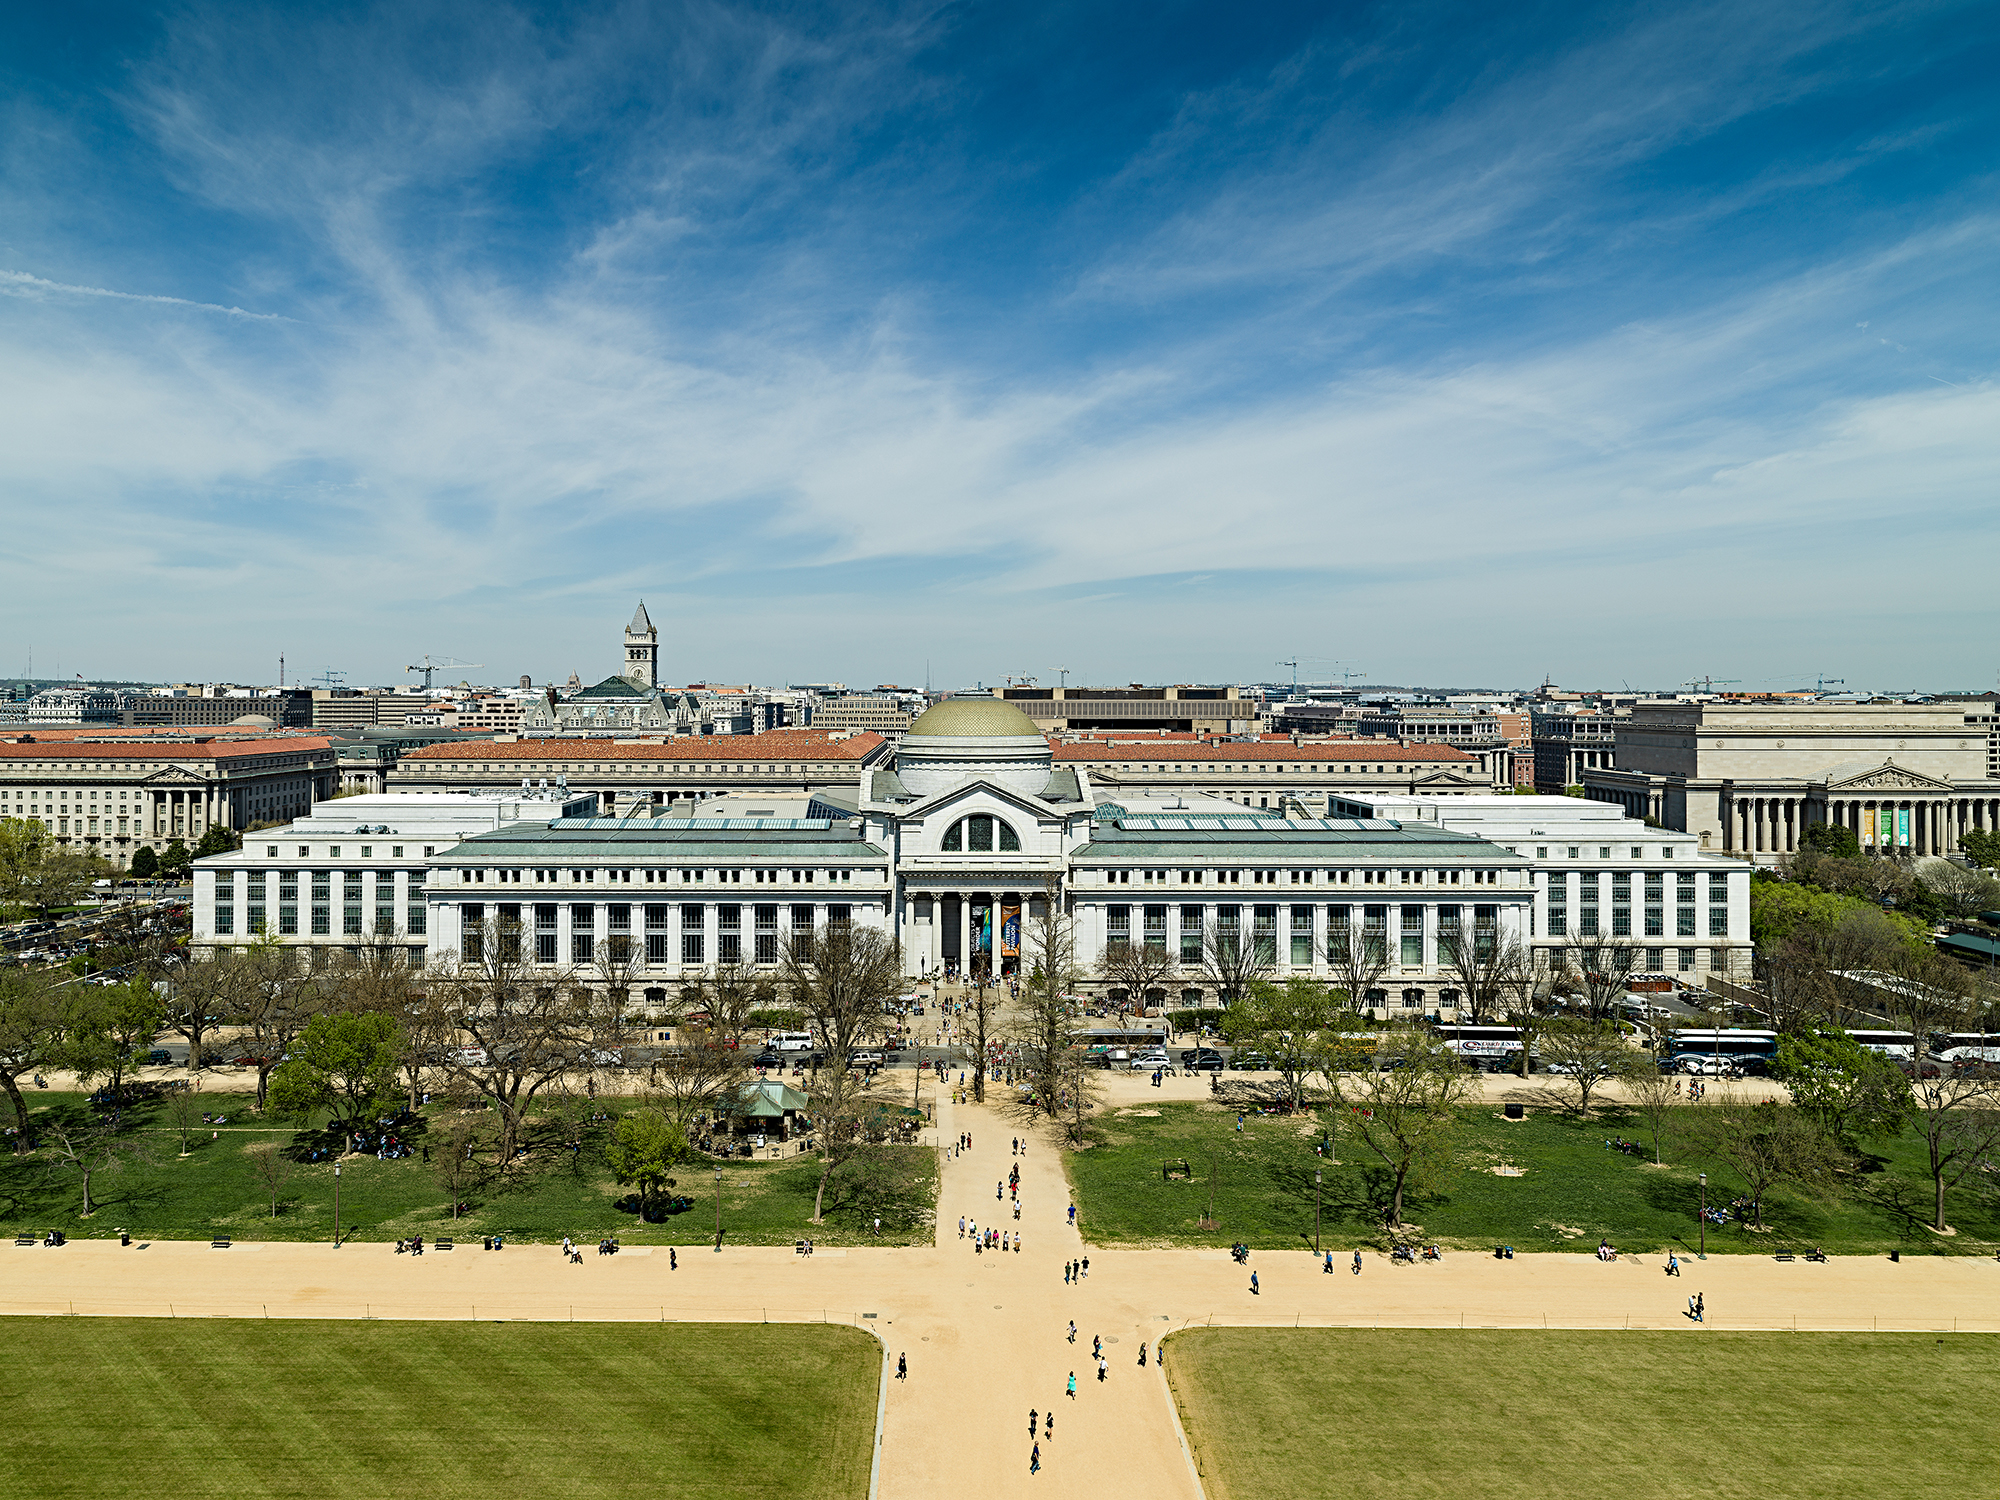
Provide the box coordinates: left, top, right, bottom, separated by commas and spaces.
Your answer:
1362, 905, 1387, 963
279, 874, 298, 902
571, 902, 596, 932
344, 904, 363, 935
645, 934, 669, 964
1399, 905, 1423, 966
1612, 908, 1632, 936
278, 905, 298, 935
1437, 905, 1461, 963
1473, 905, 1497, 959
1677, 907, 1697, 937
1708, 873, 1729, 899
311, 905, 330, 935
755, 932, 778, 964
717, 904, 740, 933
1143, 904, 1167, 952
792, 904, 814, 933
607, 903, 632, 932
536, 904, 558, 931
1180, 904, 1204, 963
572, 932, 595, 962
1678, 947, 1696, 972
1547, 908, 1567, 937
406, 904, 425, 936
1644, 906, 1663, 937
718, 932, 741, 963
645, 903, 669, 930
1107, 905, 1131, 944
214, 905, 234, 935
1290, 905, 1314, 965
538, 933, 559, 964
683, 905, 706, 931
682, 933, 704, 963
1709, 906, 1729, 937
1253, 905, 1277, 964
828, 905, 850, 928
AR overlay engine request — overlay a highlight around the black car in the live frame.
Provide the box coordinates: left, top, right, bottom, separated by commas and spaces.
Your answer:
1179, 1049, 1226, 1072
751, 1052, 784, 1069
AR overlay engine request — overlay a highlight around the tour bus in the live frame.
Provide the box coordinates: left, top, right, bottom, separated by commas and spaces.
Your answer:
1432, 1024, 1526, 1068
1939, 1033, 2000, 1069
1660, 1028, 1779, 1074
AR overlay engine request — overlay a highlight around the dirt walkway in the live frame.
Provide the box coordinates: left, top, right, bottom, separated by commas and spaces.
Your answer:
4, 1100, 1995, 1500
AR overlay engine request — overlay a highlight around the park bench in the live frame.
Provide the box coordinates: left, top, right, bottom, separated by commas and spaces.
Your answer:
211, 1235, 231, 1249
434, 1238, 453, 1251
14, 1235, 34, 1247
1774, 1253, 1795, 1262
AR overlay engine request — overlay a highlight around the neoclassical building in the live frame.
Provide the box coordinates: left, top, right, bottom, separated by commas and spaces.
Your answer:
1586, 700, 2000, 860
418, 698, 1542, 1013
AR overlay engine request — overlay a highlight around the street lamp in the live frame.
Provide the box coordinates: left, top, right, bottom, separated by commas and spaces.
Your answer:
1314, 1169, 1323, 1254
332, 1163, 341, 1248
1697, 1171, 1707, 1260
714, 1164, 723, 1252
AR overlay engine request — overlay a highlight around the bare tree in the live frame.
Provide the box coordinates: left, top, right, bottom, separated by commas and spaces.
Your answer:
1626, 1062, 1679, 1163
431, 1114, 487, 1218
778, 923, 903, 1222
1197, 915, 1273, 1009
1440, 928, 1518, 1023
963, 979, 1001, 1105
41, 1114, 151, 1217
1329, 1030, 1474, 1227
1537, 1019, 1640, 1117
160, 948, 241, 1071
245, 1142, 294, 1216
1904, 1072, 2000, 1232
1097, 941, 1179, 1020
679, 962, 764, 1044
1322, 913, 1389, 1017
1921, 861, 2000, 920
644, 1039, 748, 1132
1012, 878, 1085, 1128
424, 913, 601, 1165
1688, 1096, 1840, 1231
1496, 944, 1550, 1079
162, 1085, 203, 1155
232, 935, 326, 1111
1563, 932, 1638, 1021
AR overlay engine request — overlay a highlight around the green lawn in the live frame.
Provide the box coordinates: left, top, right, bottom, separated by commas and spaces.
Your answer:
1, 1319, 878, 1500
1, 1091, 935, 1247
1067, 1100, 2000, 1255
1166, 1327, 1995, 1500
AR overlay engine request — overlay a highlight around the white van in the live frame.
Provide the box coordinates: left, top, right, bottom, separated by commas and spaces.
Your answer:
772, 1033, 814, 1053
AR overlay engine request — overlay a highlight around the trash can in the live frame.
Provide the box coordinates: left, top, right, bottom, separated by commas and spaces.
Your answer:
120, 1230, 131, 1246
1503, 1102, 1525, 1120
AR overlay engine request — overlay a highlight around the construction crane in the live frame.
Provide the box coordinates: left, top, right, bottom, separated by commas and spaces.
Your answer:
406, 655, 483, 690
312, 668, 346, 689
1682, 676, 1742, 694
1276, 659, 1300, 696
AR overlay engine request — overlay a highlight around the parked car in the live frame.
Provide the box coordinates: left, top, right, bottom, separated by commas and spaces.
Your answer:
1231, 1051, 1272, 1071
1180, 1049, 1226, 1072
751, 1051, 784, 1069
771, 1033, 815, 1052
1129, 1050, 1171, 1071
146, 1049, 173, 1065
848, 1049, 884, 1067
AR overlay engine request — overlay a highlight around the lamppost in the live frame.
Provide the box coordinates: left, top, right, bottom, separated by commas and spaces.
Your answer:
1314, 1169, 1323, 1254
1697, 1171, 1707, 1260
714, 1164, 723, 1252
332, 1163, 341, 1248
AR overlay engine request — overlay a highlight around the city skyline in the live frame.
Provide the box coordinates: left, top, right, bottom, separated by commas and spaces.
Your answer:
3, 1, 1996, 685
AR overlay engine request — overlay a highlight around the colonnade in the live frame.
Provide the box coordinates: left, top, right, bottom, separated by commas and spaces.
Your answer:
1727, 793, 2000, 857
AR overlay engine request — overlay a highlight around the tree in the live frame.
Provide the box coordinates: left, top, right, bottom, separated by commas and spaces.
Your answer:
1496, 945, 1551, 1079
1196, 915, 1273, 1009
1440, 928, 1518, 1023
1920, 861, 2000, 921
61, 978, 165, 1098
1322, 910, 1390, 1017
1799, 821, 1861, 859
128, 845, 159, 880
1012, 878, 1085, 1129
1689, 1098, 1840, 1230
1903, 1071, 2000, 1232
7, 844, 112, 916
1626, 1062, 1679, 1163
1771, 1026, 1912, 1147
0, 970, 67, 1145
1219, 976, 1344, 1110
40, 1112, 151, 1216
432, 1114, 487, 1218
963, 975, 1001, 1104
1561, 932, 1638, 1021
267, 1010, 404, 1138
245, 1142, 294, 1216
778, 922, 901, 1222
423, 913, 606, 1165
162, 1085, 204, 1155
1097, 940, 1178, 1019
160, 949, 240, 1071
158, 839, 192, 879
1536, 1019, 1639, 1117
680, 962, 764, 1044
231, 936, 326, 1111
0, 816, 52, 903
1960, 828, 2000, 871
1329, 1030, 1474, 1227
645, 1039, 748, 1131
605, 1108, 690, 1217
193, 825, 241, 858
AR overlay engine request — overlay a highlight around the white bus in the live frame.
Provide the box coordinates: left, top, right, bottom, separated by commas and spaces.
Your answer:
1661, 1028, 1779, 1073
1432, 1025, 1526, 1070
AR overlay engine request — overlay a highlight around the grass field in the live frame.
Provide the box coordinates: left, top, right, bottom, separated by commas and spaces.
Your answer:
1067, 1100, 2000, 1255
1166, 1327, 1995, 1500
0, 1091, 935, 1247
2, 1318, 879, 1500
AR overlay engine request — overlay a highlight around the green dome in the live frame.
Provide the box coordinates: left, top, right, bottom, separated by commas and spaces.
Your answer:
905, 697, 1042, 738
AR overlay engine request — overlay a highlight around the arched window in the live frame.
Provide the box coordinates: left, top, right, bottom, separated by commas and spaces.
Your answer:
942, 815, 1020, 852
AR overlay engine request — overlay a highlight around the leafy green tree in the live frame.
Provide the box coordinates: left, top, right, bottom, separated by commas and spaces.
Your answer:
1772, 1026, 1913, 1146
1690, 1099, 1841, 1231
193, 825, 241, 858
127, 845, 159, 879
605, 1108, 690, 1216
0, 970, 68, 1145
1329, 1030, 1474, 1227
157, 839, 192, 879
1799, 821, 1861, 858
0, 817, 51, 904
1960, 828, 2000, 872
1218, 975, 1346, 1109
266, 1011, 404, 1137
61, 979, 166, 1098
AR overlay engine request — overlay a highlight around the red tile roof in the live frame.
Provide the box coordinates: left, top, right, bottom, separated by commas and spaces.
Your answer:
1053, 740, 1472, 764
399, 731, 887, 763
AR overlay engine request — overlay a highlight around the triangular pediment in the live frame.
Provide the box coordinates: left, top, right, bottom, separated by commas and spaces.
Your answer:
890, 779, 1058, 823
140, 766, 209, 786
1824, 761, 1952, 793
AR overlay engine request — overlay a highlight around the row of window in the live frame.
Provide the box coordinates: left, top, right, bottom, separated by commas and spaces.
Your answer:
460, 902, 853, 965
261, 844, 434, 859
1104, 867, 1510, 886
213, 904, 428, 938
1548, 908, 1730, 937
1103, 902, 1502, 965
1546, 871, 1726, 896
456, 866, 866, 885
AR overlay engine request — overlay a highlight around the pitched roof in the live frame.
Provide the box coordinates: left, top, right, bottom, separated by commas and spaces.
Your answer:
400, 731, 887, 764
568, 675, 651, 700
629, 599, 654, 634
0, 738, 332, 762
1051, 740, 1472, 764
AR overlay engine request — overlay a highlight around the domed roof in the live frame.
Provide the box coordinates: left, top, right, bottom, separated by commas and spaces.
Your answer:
905, 698, 1041, 738
228, 713, 278, 727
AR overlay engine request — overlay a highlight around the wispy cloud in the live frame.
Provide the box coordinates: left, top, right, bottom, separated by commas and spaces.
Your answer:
0, 269, 288, 320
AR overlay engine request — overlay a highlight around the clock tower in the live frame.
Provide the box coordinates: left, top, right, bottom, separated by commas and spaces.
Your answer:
624, 600, 658, 688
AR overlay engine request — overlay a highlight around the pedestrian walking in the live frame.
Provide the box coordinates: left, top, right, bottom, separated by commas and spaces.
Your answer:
1067, 1372, 1076, 1398
1013, 1232, 1021, 1253
1694, 1292, 1705, 1322
1067, 1320, 1076, 1343
1137, 1341, 1147, 1366
670, 1247, 677, 1271
897, 1353, 907, 1380
1045, 1411, 1054, 1438
1352, 1249, 1362, 1275
1666, 1251, 1679, 1277
1092, 1334, 1101, 1358
1250, 1270, 1259, 1295
1064, 1262, 1071, 1284
1029, 1442, 1040, 1475
1067, 1204, 1076, 1225
1029, 1408, 1038, 1438
1324, 1250, 1333, 1273
959, 1216, 966, 1239
1097, 1356, 1107, 1382
1081, 1256, 1089, 1279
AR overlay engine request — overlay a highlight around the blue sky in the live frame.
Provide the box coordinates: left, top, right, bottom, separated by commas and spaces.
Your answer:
2, 0, 1995, 693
